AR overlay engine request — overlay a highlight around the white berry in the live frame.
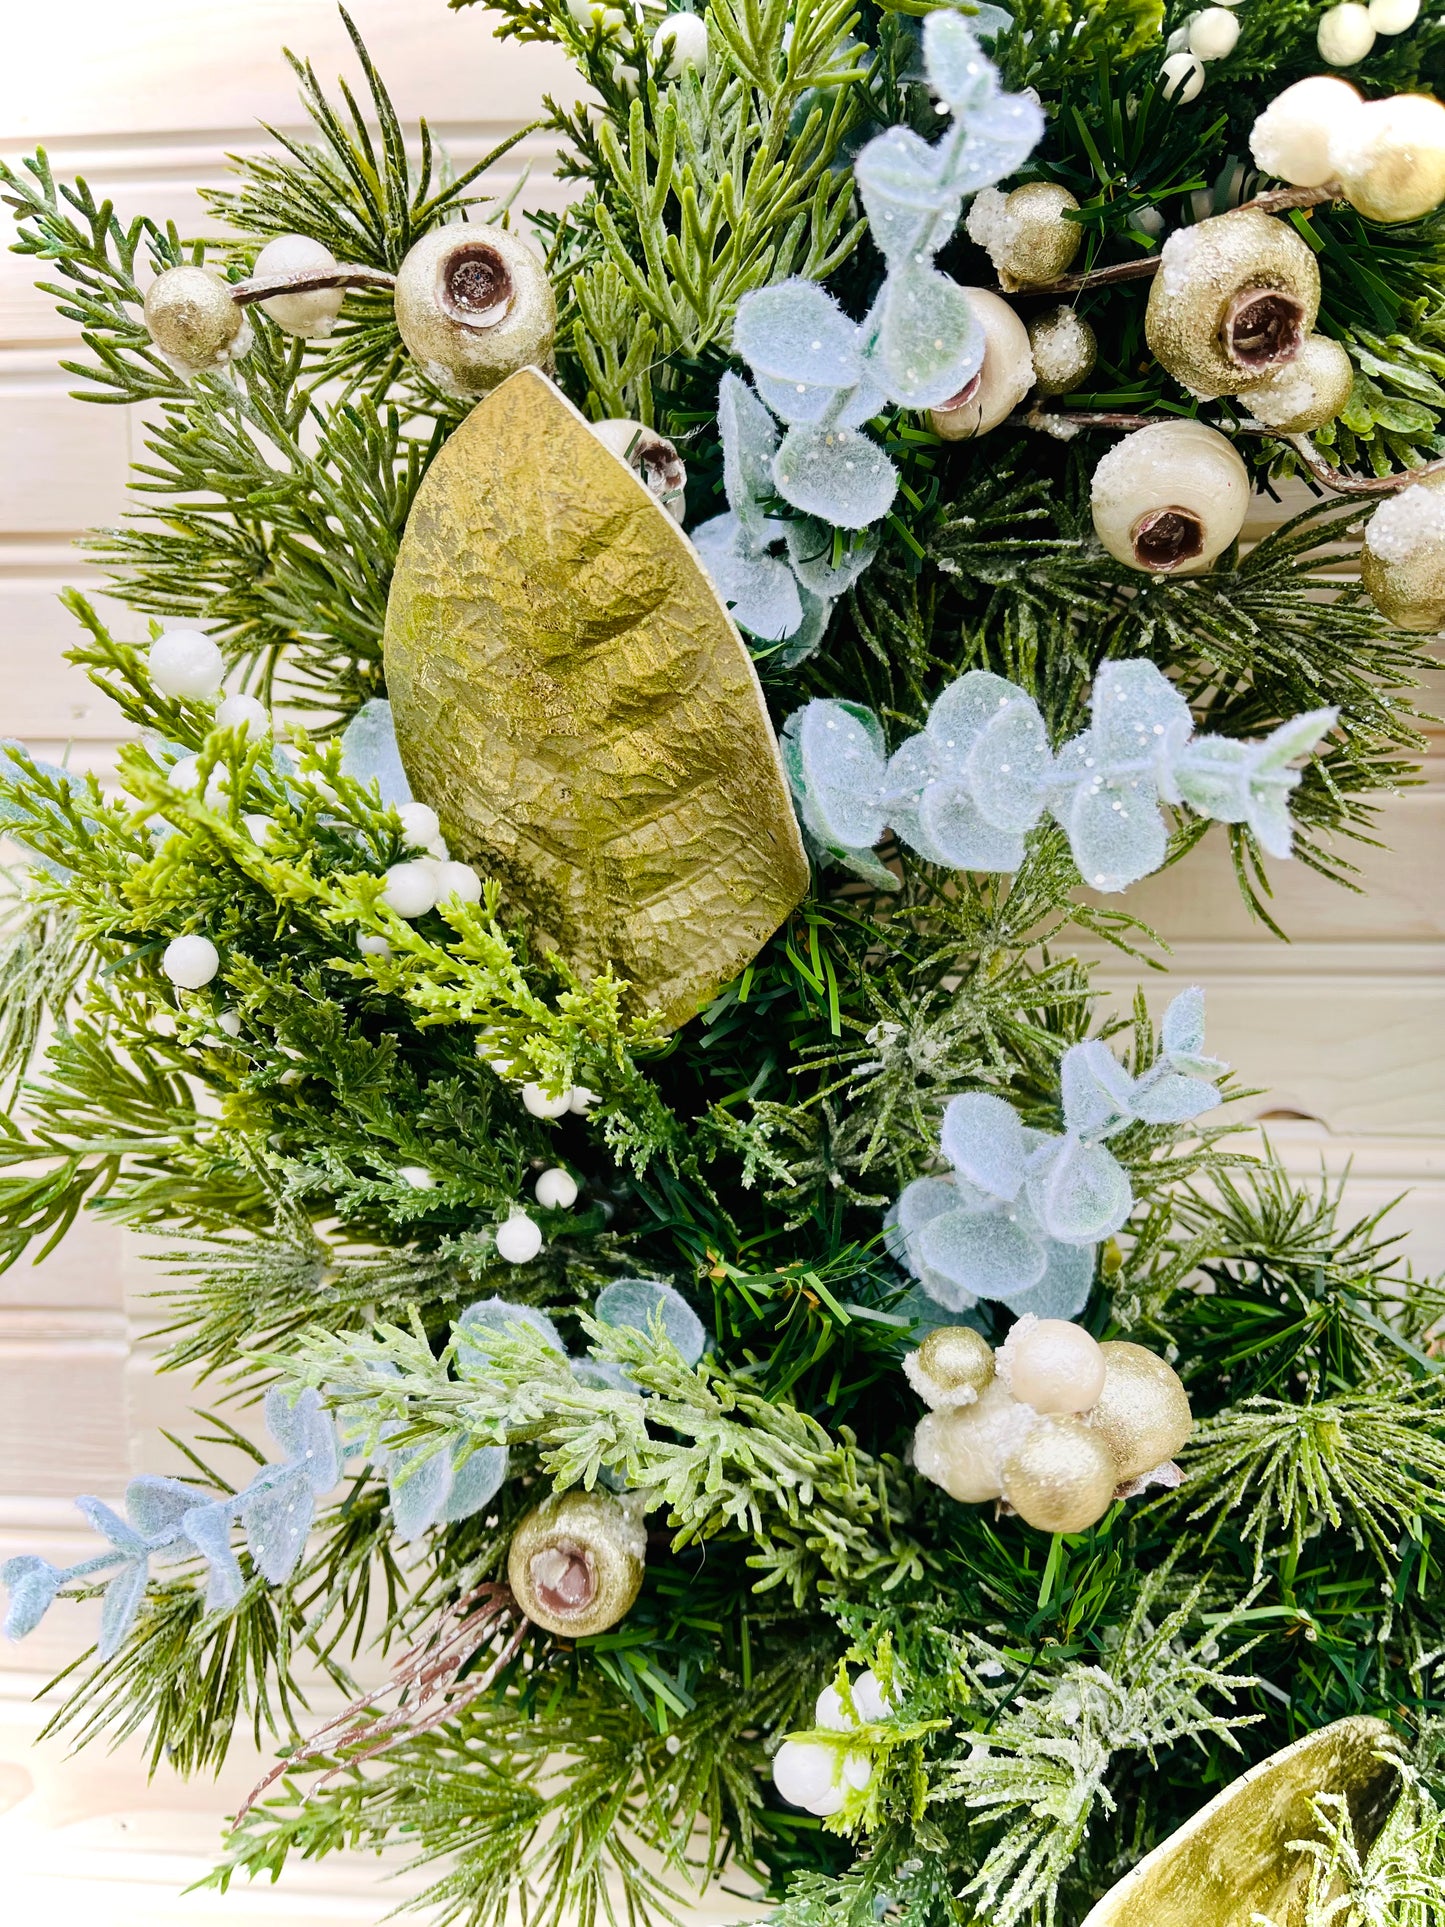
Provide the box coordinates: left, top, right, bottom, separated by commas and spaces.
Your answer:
357, 932, 392, 958
522, 1082, 573, 1120
163, 934, 220, 989
1317, 2, 1376, 63
217, 1008, 243, 1037
569, 1085, 600, 1114
398, 1164, 436, 1189
1187, 6, 1239, 58
653, 12, 708, 77
852, 1670, 893, 1723
432, 860, 483, 905
535, 1166, 579, 1210
167, 755, 202, 790
396, 800, 440, 848
771, 1739, 844, 1815
1159, 52, 1205, 102
815, 1683, 853, 1731
150, 629, 225, 700
1368, 0, 1419, 28
254, 234, 345, 338
496, 1211, 544, 1264
1250, 76, 1364, 186
380, 861, 438, 919
214, 691, 270, 736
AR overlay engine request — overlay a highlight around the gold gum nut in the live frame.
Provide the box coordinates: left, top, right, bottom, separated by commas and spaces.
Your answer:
1145, 208, 1320, 399
507, 1488, 646, 1638
1080, 1716, 1402, 1927
1084, 1340, 1193, 1483
1361, 471, 1445, 633
998, 1416, 1118, 1534
144, 264, 246, 371
394, 226, 557, 398
1028, 305, 1098, 397
967, 182, 1083, 291
904, 1325, 996, 1409
1243, 333, 1354, 434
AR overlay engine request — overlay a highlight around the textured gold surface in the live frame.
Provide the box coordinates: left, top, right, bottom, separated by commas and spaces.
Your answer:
1079, 1716, 1403, 1927
383, 366, 809, 1029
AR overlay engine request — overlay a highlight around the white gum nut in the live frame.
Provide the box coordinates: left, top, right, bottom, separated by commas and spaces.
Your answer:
1090, 419, 1250, 575
928, 289, 1034, 440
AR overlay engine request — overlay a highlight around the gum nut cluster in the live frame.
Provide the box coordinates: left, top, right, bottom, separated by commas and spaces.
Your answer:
252, 233, 346, 338
1146, 208, 1322, 401
908, 1319, 1192, 1535
506, 1489, 647, 1637
966, 181, 1082, 290
1361, 471, 1445, 632
1252, 78, 1445, 224
143, 264, 248, 373
1091, 420, 1249, 574
149, 629, 226, 700
393, 226, 556, 397
1317, 0, 1421, 67
1027, 305, 1098, 397
589, 418, 687, 522
772, 1669, 896, 1816
929, 288, 1035, 440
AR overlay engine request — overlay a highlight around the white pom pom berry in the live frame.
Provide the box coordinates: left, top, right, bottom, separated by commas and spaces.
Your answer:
150, 630, 225, 700
496, 1211, 544, 1264
380, 861, 439, 918
535, 1167, 580, 1209
163, 934, 220, 989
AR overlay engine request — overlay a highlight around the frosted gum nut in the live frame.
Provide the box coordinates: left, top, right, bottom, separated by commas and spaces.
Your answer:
143, 264, 244, 370
1360, 472, 1445, 633
1146, 208, 1320, 398
903, 1325, 996, 1410
1091, 420, 1250, 575
1249, 76, 1363, 188
965, 181, 1082, 291
507, 1489, 646, 1637
1028, 306, 1098, 397
1333, 95, 1445, 225
998, 1416, 1118, 1534
1084, 1340, 1193, 1483
394, 226, 556, 398
929, 288, 1034, 440
1243, 333, 1354, 434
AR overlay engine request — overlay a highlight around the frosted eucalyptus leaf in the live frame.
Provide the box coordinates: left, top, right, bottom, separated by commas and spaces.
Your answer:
595, 1278, 707, 1366
939, 1092, 1029, 1200
784, 519, 879, 598
1062, 774, 1167, 892
1033, 1138, 1133, 1244
773, 423, 898, 529
1245, 784, 1296, 858
753, 371, 854, 427
441, 1445, 508, 1524
456, 1296, 566, 1362
967, 699, 1052, 833
387, 1443, 453, 1543
264, 1386, 341, 1492
181, 1502, 245, 1614
1090, 659, 1193, 764
692, 516, 805, 640
773, 586, 833, 668
875, 261, 983, 407
1129, 1071, 1222, 1125
927, 671, 1029, 776
99, 1559, 151, 1659
717, 373, 779, 540
1060, 1039, 1136, 1138
573, 1357, 634, 1392
2, 1556, 64, 1639
339, 699, 412, 807
122, 1474, 199, 1542
994, 1239, 1094, 1321
781, 699, 889, 851
917, 1207, 1047, 1299
1173, 738, 1251, 822
855, 129, 956, 264
1162, 985, 1206, 1058
733, 281, 862, 393
1252, 707, 1338, 773
915, 780, 1027, 872
74, 1495, 150, 1559
239, 1465, 315, 1586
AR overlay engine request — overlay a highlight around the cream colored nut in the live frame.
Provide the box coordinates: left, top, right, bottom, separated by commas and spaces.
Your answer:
394, 226, 557, 398
1242, 333, 1354, 433
253, 233, 346, 338
929, 288, 1034, 440
1145, 208, 1320, 397
144, 264, 245, 370
590, 419, 687, 522
1001, 1317, 1107, 1417
1333, 94, 1445, 224
1250, 76, 1363, 188
966, 181, 1082, 291
1360, 472, 1445, 632
912, 1378, 1025, 1502
1091, 419, 1249, 575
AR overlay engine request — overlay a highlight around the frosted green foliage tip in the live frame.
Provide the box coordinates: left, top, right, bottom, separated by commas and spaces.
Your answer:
886, 989, 1226, 1313
782, 661, 1336, 891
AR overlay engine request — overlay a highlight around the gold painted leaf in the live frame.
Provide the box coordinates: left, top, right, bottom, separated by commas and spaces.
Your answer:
383, 367, 810, 1030
1080, 1716, 1403, 1927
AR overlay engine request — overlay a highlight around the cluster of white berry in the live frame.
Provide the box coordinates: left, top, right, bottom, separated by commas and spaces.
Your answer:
771, 1669, 895, 1817
1160, 0, 1424, 107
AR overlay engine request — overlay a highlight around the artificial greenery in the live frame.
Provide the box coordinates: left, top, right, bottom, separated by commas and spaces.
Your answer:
2, 0, 1445, 1923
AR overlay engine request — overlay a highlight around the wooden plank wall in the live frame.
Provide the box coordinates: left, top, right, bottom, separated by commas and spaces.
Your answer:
0, 3, 1440, 1917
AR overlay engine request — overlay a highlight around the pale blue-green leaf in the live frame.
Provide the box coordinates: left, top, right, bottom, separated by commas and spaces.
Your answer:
1173, 737, 1251, 821
754, 371, 849, 427
1161, 985, 1206, 1058
692, 517, 806, 641
773, 586, 833, 669
967, 698, 1052, 833
785, 519, 879, 599
917, 1207, 1047, 1299
595, 1278, 707, 1366
1060, 1039, 1136, 1139
784, 698, 889, 850
98, 1559, 150, 1659
442, 1445, 509, 1524
940, 1091, 1029, 1200
125, 1475, 201, 1544
717, 372, 778, 530
914, 779, 1026, 871
1033, 1138, 1133, 1244
1251, 707, 1338, 774
922, 11, 988, 111
1090, 659, 1193, 765
881, 733, 937, 823
1, 1556, 63, 1639
1170, 1050, 1229, 1080
182, 1502, 245, 1614
876, 263, 984, 408
1129, 1071, 1222, 1125
573, 1358, 633, 1392
773, 424, 897, 529
387, 1444, 453, 1543
993, 1238, 1094, 1320
264, 1387, 339, 1493
887, 1175, 963, 1273
339, 699, 412, 807
734, 281, 861, 389
456, 1296, 566, 1363
1245, 781, 1298, 858
74, 1496, 148, 1559
854, 127, 954, 259
240, 1465, 314, 1585
1062, 774, 1167, 892
951, 89, 1047, 195
927, 670, 1028, 776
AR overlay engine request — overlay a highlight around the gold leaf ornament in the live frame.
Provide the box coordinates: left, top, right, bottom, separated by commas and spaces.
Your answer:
1079, 1716, 1403, 1927
382, 368, 809, 1030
